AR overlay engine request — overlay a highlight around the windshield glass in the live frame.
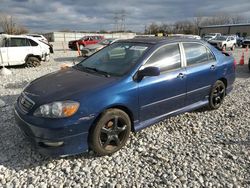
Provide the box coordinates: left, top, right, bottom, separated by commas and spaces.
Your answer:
75, 42, 150, 76
216, 36, 227, 41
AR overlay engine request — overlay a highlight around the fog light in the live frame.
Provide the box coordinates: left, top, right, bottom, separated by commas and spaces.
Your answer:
43, 141, 64, 147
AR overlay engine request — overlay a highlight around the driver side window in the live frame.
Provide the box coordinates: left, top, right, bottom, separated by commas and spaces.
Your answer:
144, 43, 181, 72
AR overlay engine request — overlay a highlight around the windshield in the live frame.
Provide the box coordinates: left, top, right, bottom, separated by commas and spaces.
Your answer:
216, 36, 227, 41
75, 42, 150, 76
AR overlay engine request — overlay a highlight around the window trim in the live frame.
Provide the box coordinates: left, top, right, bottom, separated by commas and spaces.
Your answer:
180, 42, 216, 67
139, 42, 184, 72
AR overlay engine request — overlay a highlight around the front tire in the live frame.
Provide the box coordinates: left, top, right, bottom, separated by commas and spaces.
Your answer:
222, 44, 226, 51
25, 57, 41, 67
208, 80, 226, 110
231, 44, 235, 51
89, 109, 131, 156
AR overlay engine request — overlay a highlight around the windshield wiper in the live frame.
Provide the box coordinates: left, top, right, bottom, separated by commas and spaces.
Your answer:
76, 65, 111, 77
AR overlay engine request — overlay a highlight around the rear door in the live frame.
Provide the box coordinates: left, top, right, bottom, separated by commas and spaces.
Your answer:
7, 37, 32, 65
182, 42, 217, 105
138, 43, 187, 122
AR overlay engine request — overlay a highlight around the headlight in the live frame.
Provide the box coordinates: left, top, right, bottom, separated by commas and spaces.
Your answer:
34, 101, 79, 118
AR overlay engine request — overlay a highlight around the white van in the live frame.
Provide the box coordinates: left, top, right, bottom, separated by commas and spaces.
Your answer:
0, 34, 52, 67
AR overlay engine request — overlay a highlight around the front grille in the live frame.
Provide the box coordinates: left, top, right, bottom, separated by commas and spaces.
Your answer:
18, 93, 35, 113
243, 41, 250, 45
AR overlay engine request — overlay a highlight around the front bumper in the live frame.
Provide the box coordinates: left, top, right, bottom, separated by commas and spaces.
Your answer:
14, 108, 89, 157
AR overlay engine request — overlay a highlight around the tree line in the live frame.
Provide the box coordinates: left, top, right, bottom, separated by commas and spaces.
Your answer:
144, 14, 245, 35
0, 14, 29, 35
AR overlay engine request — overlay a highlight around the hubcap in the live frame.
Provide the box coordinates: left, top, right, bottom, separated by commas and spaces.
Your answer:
99, 116, 128, 151
212, 84, 225, 107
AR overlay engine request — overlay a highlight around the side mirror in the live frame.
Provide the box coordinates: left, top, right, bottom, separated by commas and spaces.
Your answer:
135, 66, 160, 81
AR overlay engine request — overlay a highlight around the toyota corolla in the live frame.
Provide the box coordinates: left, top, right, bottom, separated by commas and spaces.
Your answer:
14, 38, 235, 156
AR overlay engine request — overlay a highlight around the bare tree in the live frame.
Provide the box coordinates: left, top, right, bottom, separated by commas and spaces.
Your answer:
0, 14, 28, 34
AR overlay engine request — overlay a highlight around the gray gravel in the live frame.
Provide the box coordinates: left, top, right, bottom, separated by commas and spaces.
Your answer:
0, 45, 250, 187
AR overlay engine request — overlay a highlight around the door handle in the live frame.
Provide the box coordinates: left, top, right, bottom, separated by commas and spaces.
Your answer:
210, 65, 216, 70
177, 73, 185, 79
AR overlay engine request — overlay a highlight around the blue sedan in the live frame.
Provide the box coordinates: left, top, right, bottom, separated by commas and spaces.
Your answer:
14, 38, 235, 156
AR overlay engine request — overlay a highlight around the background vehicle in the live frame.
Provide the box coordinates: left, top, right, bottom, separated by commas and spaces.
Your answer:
14, 38, 235, 156
81, 38, 118, 56
0, 34, 51, 67
209, 35, 236, 51
236, 36, 244, 47
26, 34, 48, 43
203, 33, 221, 41
68, 36, 104, 50
242, 36, 250, 48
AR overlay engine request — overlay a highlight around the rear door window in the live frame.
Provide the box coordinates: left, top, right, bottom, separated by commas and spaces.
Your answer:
8, 38, 30, 47
183, 43, 215, 66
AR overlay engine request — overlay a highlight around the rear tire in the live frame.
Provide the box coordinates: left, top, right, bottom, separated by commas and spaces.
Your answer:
89, 109, 131, 156
25, 57, 41, 67
208, 80, 226, 110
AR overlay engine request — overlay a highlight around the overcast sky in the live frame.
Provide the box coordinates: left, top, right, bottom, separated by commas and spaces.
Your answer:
1, 0, 250, 33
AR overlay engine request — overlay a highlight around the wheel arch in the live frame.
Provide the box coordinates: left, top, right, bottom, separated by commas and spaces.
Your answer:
25, 54, 41, 62
218, 77, 227, 88
90, 105, 135, 133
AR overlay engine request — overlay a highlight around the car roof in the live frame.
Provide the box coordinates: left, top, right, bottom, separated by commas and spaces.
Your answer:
117, 37, 204, 45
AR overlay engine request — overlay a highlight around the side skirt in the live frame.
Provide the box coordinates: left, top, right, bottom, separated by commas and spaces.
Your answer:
134, 99, 209, 132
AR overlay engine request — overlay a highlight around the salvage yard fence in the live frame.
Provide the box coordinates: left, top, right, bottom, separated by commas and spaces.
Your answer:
43, 32, 136, 42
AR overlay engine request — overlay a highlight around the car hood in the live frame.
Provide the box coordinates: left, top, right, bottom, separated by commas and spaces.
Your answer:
24, 67, 118, 104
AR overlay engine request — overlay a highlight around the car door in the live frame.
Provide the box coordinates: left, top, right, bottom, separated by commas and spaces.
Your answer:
138, 43, 187, 122
7, 37, 32, 65
182, 42, 217, 106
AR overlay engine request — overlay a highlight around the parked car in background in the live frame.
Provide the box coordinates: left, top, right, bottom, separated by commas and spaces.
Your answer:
236, 36, 244, 47
27, 34, 48, 43
27, 34, 54, 54
81, 38, 118, 56
209, 35, 236, 51
0, 34, 52, 67
68, 36, 104, 50
241, 36, 250, 48
14, 37, 235, 156
203, 33, 221, 41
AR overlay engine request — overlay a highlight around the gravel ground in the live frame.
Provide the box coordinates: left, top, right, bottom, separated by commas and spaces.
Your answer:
0, 44, 250, 188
